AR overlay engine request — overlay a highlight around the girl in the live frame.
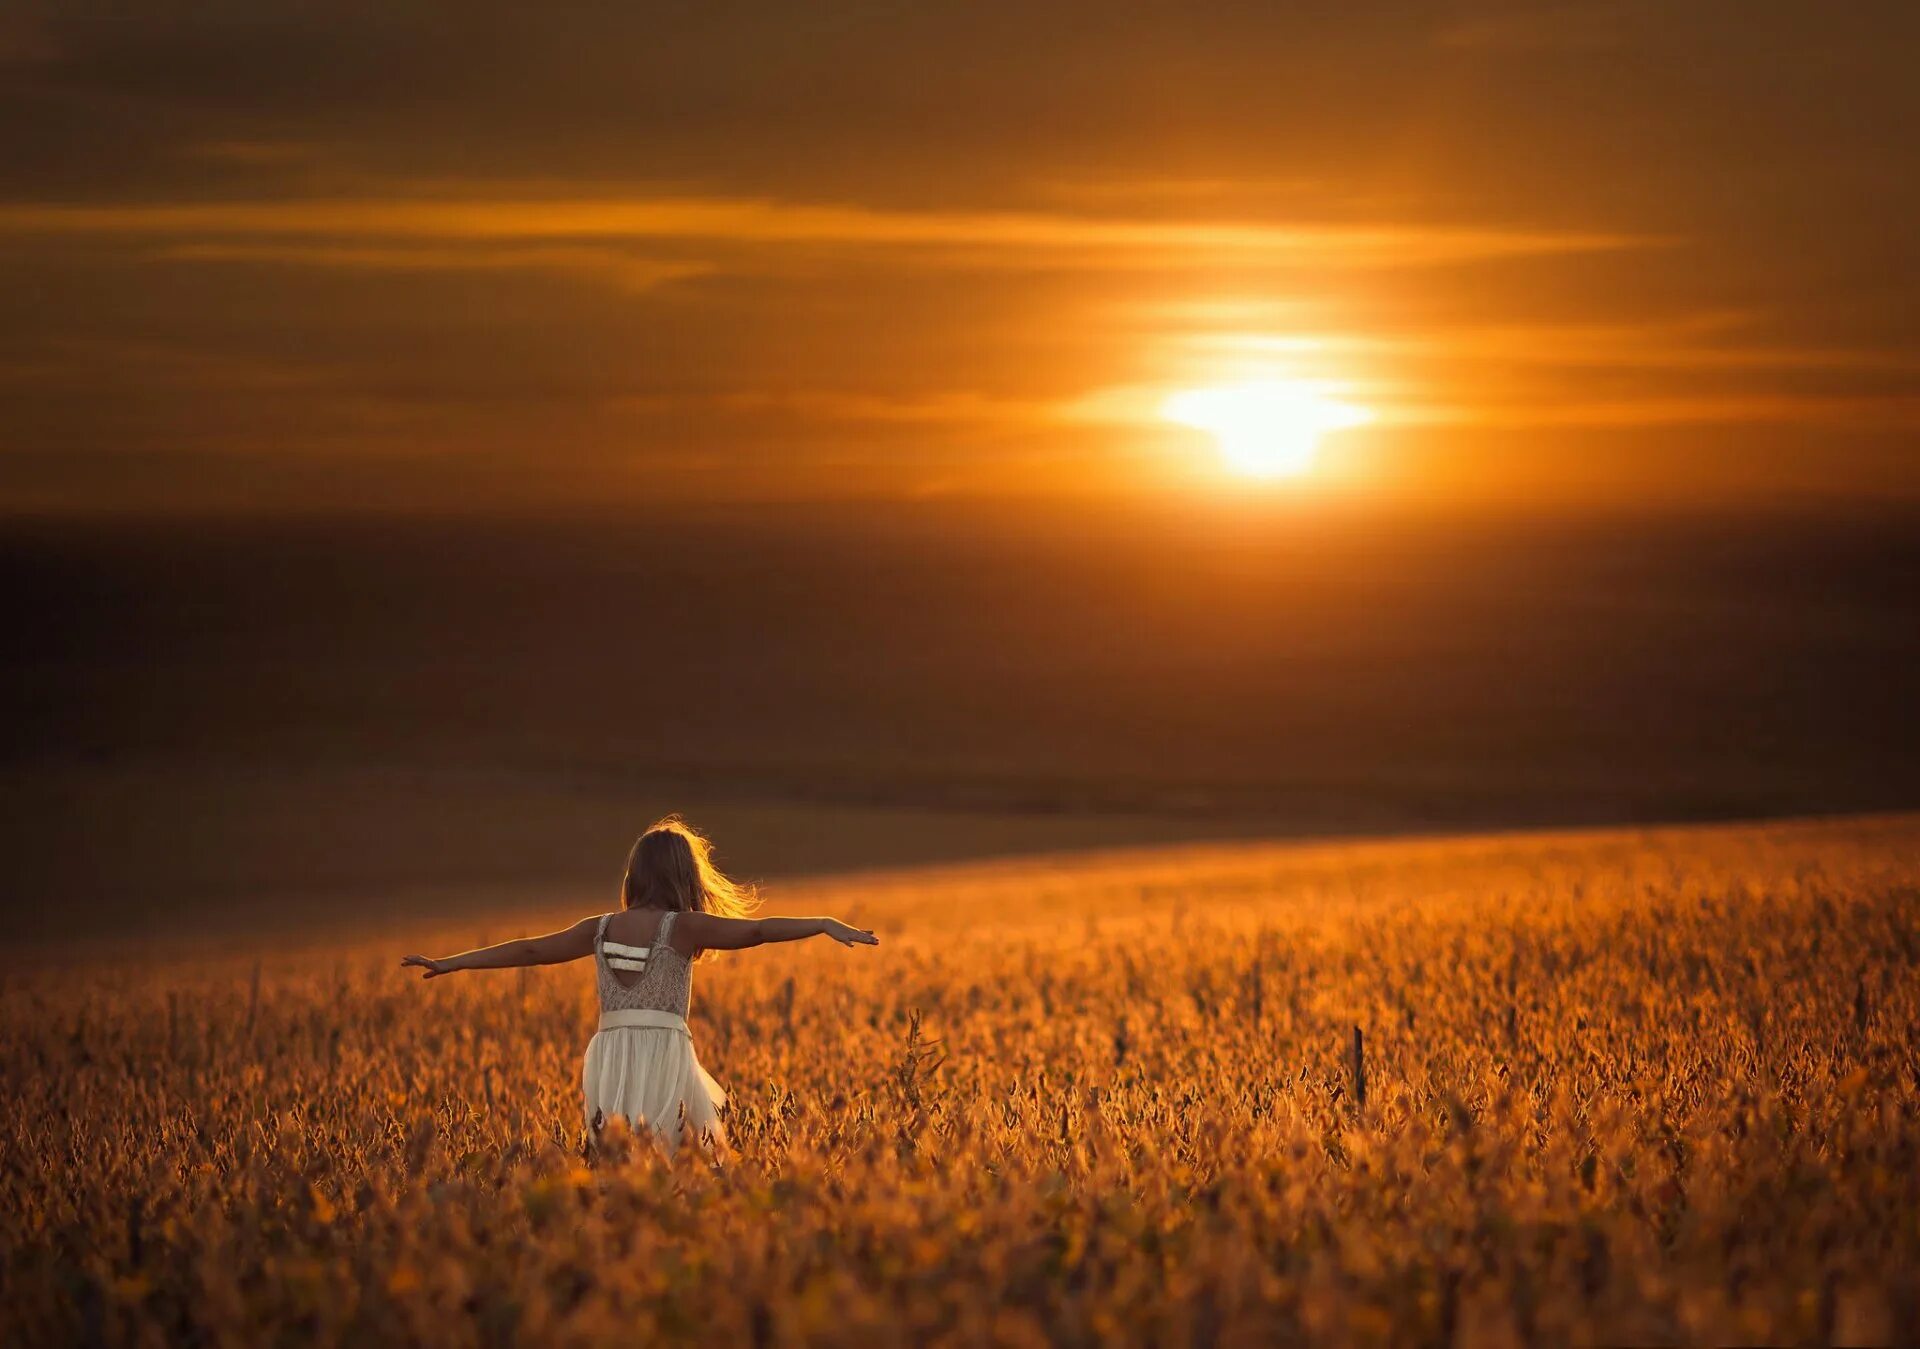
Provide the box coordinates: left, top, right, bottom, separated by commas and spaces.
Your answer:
401, 815, 877, 1152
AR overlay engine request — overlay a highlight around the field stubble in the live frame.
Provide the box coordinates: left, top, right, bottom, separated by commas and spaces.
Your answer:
4, 815, 1919, 1346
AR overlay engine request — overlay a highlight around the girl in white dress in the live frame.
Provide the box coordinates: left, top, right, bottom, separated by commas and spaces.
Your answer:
401, 816, 878, 1152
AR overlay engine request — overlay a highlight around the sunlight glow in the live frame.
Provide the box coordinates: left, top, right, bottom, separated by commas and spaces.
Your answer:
1159, 379, 1372, 479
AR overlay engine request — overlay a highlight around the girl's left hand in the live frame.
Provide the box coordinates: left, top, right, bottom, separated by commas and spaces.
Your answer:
400, 955, 452, 979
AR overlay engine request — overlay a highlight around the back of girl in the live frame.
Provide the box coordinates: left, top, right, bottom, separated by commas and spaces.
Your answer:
400, 815, 878, 1154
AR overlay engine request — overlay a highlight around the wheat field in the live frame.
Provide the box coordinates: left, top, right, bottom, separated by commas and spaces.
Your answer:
5, 814, 1918, 1346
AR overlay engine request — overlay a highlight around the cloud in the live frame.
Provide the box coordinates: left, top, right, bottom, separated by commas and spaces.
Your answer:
155, 242, 709, 294
0, 195, 1659, 272
0, 336, 329, 394
610, 388, 1048, 427
1400, 393, 1920, 430
1177, 316, 1920, 376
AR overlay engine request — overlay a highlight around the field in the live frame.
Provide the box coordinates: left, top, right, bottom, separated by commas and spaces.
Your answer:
6, 813, 1919, 1346
7, 505, 1918, 942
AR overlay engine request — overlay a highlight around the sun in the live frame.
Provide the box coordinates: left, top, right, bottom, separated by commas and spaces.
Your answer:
1159, 379, 1372, 479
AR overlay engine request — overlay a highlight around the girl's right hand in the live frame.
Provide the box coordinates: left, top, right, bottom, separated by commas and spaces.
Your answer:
822, 920, 879, 947
400, 954, 452, 978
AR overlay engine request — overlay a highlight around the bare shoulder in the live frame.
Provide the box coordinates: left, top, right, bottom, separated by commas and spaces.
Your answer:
595, 908, 649, 948
562, 913, 606, 948
669, 909, 718, 953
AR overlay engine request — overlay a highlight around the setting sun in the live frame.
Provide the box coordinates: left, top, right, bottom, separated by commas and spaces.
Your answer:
1159, 379, 1372, 479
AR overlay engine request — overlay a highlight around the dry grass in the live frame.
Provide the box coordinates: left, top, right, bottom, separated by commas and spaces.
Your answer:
5, 814, 1918, 1346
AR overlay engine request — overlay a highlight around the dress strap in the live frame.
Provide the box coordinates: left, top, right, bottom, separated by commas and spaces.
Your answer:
656, 911, 677, 952
598, 911, 658, 974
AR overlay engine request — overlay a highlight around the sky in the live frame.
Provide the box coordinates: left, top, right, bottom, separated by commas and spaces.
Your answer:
2, 1, 1916, 513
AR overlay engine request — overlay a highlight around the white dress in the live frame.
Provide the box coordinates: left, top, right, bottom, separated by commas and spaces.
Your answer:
580, 910, 727, 1152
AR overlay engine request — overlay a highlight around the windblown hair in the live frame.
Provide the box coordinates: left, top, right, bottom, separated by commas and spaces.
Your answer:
621, 815, 760, 922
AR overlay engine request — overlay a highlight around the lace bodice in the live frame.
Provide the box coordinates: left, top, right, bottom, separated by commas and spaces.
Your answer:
593, 911, 693, 1016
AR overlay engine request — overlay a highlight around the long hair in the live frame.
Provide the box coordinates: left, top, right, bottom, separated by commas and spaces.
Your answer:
620, 815, 759, 922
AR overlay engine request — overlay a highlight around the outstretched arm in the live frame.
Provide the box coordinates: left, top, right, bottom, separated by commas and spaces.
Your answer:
401, 916, 599, 979
676, 911, 878, 953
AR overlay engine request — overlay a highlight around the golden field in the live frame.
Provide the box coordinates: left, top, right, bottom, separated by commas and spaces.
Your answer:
5, 814, 1918, 1347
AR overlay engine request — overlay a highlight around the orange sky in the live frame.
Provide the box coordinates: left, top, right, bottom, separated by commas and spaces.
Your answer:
0, 2, 1915, 512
